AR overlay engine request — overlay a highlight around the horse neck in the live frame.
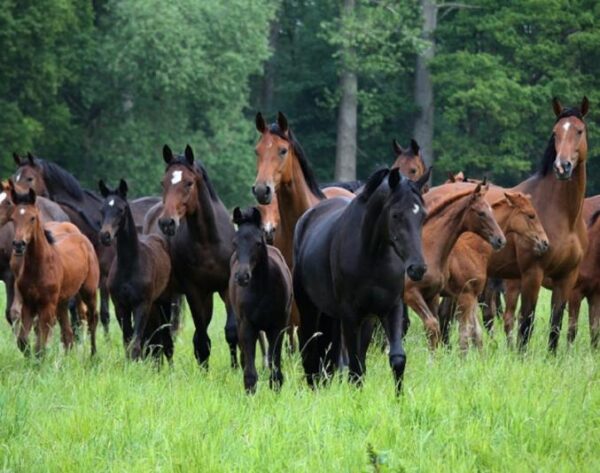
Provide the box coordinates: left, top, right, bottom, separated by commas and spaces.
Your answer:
361, 193, 392, 257
423, 195, 471, 271
186, 180, 220, 244
277, 154, 321, 243
250, 244, 270, 286
519, 160, 586, 230
115, 206, 139, 271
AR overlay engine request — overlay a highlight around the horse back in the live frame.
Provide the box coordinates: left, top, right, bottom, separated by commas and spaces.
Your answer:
54, 231, 99, 301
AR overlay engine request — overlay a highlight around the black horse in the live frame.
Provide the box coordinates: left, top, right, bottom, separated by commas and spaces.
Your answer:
229, 207, 292, 393
99, 179, 174, 361
293, 167, 429, 393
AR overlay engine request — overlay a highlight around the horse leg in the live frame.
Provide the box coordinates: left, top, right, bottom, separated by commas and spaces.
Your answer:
257, 331, 269, 369
267, 327, 284, 391
567, 287, 583, 345
401, 302, 410, 339
287, 302, 300, 354
186, 290, 213, 368
294, 277, 321, 388
405, 289, 441, 349
456, 292, 476, 353
157, 300, 175, 362
99, 279, 110, 336
481, 281, 495, 335
438, 296, 455, 347
589, 293, 600, 349
318, 315, 341, 380
219, 290, 239, 368
9, 283, 22, 326
503, 279, 521, 347
114, 303, 132, 353
35, 305, 56, 357
80, 287, 98, 356
169, 294, 183, 337
380, 303, 407, 395
130, 303, 152, 360
341, 316, 363, 386
15, 304, 33, 355
68, 297, 81, 342
238, 319, 258, 393
4, 273, 15, 325
56, 301, 74, 351
548, 273, 577, 353
517, 269, 543, 352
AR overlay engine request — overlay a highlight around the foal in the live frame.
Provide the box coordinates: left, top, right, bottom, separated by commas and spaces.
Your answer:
99, 180, 173, 360
10, 189, 99, 356
229, 207, 292, 393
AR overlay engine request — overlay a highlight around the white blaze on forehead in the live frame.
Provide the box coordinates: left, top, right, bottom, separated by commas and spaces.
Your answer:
19, 208, 25, 215
412, 203, 420, 214
15, 172, 21, 182
563, 122, 571, 132
108, 199, 115, 207
0, 192, 6, 203
171, 170, 183, 185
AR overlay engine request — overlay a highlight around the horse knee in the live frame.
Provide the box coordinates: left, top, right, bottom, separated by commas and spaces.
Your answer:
389, 353, 406, 377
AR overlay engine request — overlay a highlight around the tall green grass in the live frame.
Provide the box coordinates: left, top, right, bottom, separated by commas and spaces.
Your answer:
0, 288, 598, 472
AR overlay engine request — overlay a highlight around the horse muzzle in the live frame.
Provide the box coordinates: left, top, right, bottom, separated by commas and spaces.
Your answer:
490, 235, 506, 251
534, 238, 550, 256
12, 240, 26, 256
252, 184, 273, 205
158, 217, 178, 237
100, 230, 113, 246
406, 263, 427, 282
263, 224, 276, 245
235, 271, 251, 287
554, 160, 573, 180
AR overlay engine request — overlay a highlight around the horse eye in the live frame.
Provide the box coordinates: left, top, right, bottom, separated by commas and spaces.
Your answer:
577, 129, 583, 135
279, 147, 288, 157
30, 216, 35, 222
410, 169, 417, 175
27, 177, 33, 182
185, 181, 193, 188
528, 214, 535, 220
478, 211, 485, 217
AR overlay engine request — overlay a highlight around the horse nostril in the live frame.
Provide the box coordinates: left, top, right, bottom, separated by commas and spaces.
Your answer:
252, 186, 256, 196
264, 186, 271, 197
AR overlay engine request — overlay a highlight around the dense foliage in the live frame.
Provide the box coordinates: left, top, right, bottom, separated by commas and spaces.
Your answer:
2, 0, 600, 205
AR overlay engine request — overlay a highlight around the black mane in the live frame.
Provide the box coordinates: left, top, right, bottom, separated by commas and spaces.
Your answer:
27, 158, 86, 201
166, 154, 219, 201
537, 107, 585, 177
268, 123, 326, 199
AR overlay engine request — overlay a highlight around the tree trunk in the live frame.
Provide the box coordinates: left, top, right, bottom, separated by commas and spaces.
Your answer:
413, 0, 437, 168
260, 18, 279, 113
334, 0, 357, 181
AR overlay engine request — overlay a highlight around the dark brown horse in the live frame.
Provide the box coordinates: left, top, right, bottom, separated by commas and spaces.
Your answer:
403, 182, 506, 349
99, 180, 174, 360
485, 97, 589, 351
157, 145, 238, 367
229, 207, 292, 393
10, 189, 99, 356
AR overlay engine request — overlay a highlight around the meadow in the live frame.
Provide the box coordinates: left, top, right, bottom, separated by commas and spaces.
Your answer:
0, 288, 598, 472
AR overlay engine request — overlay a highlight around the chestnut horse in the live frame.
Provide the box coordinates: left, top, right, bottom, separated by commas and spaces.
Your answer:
440, 191, 548, 351
230, 207, 292, 393
10, 189, 99, 356
157, 145, 238, 367
252, 112, 355, 350
99, 180, 174, 360
403, 181, 506, 349
485, 97, 589, 351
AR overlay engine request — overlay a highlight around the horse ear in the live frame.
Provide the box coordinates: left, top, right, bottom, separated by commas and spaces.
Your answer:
163, 145, 174, 164
392, 139, 403, 155
255, 112, 267, 134
447, 171, 455, 183
415, 166, 432, 192
251, 207, 262, 227
277, 111, 289, 133
504, 192, 517, 207
184, 144, 194, 165
98, 180, 110, 198
13, 152, 21, 166
410, 139, 420, 156
118, 179, 128, 198
474, 182, 482, 196
389, 167, 401, 189
581, 96, 589, 117
232, 207, 243, 225
28, 188, 36, 203
552, 97, 563, 117
27, 152, 35, 166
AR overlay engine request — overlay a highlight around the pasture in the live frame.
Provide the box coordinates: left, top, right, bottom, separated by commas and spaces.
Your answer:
0, 288, 598, 472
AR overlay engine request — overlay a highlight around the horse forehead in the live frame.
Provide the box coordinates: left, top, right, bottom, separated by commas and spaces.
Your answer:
0, 192, 6, 203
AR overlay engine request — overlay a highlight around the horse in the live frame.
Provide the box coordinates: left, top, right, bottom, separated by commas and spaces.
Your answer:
439, 191, 548, 350
157, 144, 238, 368
0, 180, 70, 325
99, 179, 174, 360
403, 181, 506, 349
229, 207, 292, 393
10, 188, 99, 356
252, 112, 356, 350
293, 167, 429, 393
13, 153, 161, 334
485, 97, 589, 352
258, 198, 279, 244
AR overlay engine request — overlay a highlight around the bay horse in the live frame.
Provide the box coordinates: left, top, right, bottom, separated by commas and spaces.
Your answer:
99, 180, 174, 360
253, 112, 356, 350
293, 167, 429, 393
13, 153, 160, 334
0, 181, 70, 325
439, 191, 548, 351
485, 97, 589, 352
403, 181, 506, 349
157, 144, 238, 367
229, 207, 292, 393
10, 188, 99, 356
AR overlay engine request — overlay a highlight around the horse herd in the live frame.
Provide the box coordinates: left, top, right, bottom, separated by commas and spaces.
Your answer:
1, 96, 597, 394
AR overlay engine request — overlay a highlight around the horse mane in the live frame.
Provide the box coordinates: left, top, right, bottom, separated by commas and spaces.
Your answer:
424, 188, 475, 223
44, 229, 56, 244
32, 158, 85, 201
268, 123, 326, 199
166, 155, 219, 201
538, 107, 585, 177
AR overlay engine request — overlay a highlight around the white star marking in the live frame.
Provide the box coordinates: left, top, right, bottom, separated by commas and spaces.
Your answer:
108, 199, 115, 207
171, 170, 183, 185
412, 204, 420, 214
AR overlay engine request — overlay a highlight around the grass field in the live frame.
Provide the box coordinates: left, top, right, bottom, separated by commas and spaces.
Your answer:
0, 288, 598, 472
